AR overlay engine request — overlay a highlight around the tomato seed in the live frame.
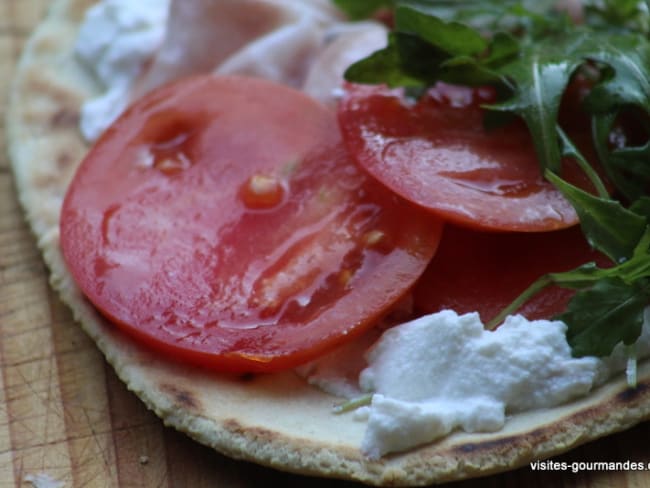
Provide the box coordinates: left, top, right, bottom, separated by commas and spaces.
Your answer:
240, 174, 285, 209
364, 230, 385, 246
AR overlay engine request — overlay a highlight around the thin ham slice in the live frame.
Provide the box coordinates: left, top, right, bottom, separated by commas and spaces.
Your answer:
81, 0, 389, 141
133, 0, 343, 96
302, 21, 387, 107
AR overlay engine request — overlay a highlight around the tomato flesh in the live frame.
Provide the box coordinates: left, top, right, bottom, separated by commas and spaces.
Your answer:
413, 224, 610, 323
338, 83, 598, 232
60, 76, 443, 373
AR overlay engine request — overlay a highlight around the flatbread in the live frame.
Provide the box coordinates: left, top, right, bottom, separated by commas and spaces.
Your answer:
7, 0, 650, 485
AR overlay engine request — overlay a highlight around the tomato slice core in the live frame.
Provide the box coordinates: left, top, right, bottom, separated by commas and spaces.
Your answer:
60, 76, 443, 373
338, 83, 598, 232
413, 225, 610, 323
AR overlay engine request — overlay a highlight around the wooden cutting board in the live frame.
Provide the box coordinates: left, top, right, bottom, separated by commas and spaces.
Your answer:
3, 1, 650, 487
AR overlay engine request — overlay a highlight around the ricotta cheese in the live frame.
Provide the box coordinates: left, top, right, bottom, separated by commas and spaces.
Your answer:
357, 310, 650, 458
76, 0, 170, 141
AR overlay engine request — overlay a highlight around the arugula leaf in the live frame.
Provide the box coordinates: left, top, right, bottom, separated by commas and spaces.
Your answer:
583, 0, 650, 35
395, 5, 488, 56
582, 35, 650, 114
560, 277, 650, 357
344, 32, 446, 89
556, 225, 650, 358
545, 170, 647, 263
399, 0, 567, 34
617, 226, 650, 284
603, 142, 650, 202
487, 31, 650, 175
609, 143, 650, 180
488, 41, 583, 173
437, 32, 521, 87
631, 196, 650, 221
554, 227, 650, 287
345, 8, 518, 90
331, 0, 393, 20
591, 113, 644, 202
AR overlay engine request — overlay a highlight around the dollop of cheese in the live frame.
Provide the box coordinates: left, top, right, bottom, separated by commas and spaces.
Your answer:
358, 311, 603, 458
75, 0, 170, 141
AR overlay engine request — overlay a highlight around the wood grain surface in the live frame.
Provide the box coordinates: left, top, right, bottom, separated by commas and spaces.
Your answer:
3, 1, 650, 487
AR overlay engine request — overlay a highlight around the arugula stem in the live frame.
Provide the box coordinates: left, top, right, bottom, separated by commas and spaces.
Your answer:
486, 275, 554, 330
333, 394, 373, 414
572, 155, 609, 199
557, 127, 609, 199
618, 260, 650, 284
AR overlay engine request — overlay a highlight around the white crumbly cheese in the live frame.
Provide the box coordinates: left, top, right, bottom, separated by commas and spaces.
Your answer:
360, 394, 505, 457
357, 310, 650, 458
76, 0, 170, 141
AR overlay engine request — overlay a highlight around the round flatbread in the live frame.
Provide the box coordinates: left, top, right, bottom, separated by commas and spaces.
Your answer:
7, 0, 650, 485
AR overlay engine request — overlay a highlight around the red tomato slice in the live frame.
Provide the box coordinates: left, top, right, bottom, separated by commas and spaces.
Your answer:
60, 75, 443, 373
337, 83, 598, 232
413, 224, 610, 323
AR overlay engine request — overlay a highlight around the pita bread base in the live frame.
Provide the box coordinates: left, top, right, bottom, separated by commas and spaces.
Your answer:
7, 0, 650, 485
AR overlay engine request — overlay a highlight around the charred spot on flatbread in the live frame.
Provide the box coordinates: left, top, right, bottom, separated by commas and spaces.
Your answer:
56, 151, 76, 171
159, 383, 202, 412
453, 435, 526, 455
50, 107, 80, 130
616, 380, 650, 403
223, 419, 273, 440
17, 68, 84, 126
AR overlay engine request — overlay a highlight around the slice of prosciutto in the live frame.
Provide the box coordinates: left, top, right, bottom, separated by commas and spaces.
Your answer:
133, 0, 343, 95
302, 21, 388, 107
81, 0, 389, 141
137, 0, 388, 102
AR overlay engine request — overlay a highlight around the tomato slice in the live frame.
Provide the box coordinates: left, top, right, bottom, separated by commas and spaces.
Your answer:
413, 224, 610, 323
60, 75, 443, 373
337, 83, 598, 232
